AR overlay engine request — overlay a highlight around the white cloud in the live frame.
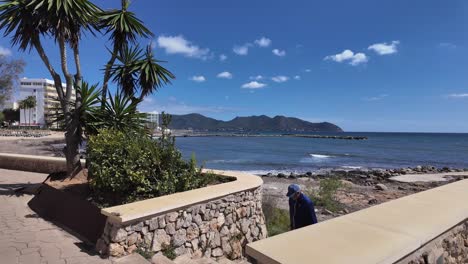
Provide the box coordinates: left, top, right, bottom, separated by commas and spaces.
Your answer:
217, 71, 233, 79
233, 44, 251, 55
271, 76, 289, 83
439, 42, 456, 49
294, 75, 301, 80
363, 94, 388, 101
304, 69, 312, 73
219, 54, 227, 61
254, 37, 272, 47
190, 75, 206, 82
241, 81, 267, 89
272, 49, 286, 57
156, 35, 210, 59
0, 46, 12, 56
448, 93, 468, 98
368, 40, 400, 55
325, 49, 368, 66
249, 75, 264, 80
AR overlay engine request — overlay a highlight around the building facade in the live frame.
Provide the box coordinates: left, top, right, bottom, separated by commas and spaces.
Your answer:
145, 111, 159, 130
19, 78, 75, 127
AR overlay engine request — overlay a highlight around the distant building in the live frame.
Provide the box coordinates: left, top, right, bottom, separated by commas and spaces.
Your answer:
145, 111, 159, 130
18, 78, 75, 127
0, 101, 18, 111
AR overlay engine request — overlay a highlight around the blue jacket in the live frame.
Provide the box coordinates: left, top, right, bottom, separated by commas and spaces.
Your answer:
289, 193, 318, 230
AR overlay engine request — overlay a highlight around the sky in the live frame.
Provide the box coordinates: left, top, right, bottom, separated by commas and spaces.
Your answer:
1, 0, 468, 132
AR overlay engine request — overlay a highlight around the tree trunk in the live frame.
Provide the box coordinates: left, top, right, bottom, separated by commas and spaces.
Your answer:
101, 44, 119, 109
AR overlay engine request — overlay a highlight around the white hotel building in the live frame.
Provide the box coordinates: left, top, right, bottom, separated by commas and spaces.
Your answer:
19, 78, 75, 127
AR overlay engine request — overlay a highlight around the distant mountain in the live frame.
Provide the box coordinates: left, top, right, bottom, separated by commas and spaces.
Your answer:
168, 113, 343, 132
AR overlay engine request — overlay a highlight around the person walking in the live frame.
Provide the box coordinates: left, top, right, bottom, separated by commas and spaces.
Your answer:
287, 184, 318, 230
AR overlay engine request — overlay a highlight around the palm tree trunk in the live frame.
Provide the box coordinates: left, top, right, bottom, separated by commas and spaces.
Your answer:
101, 44, 119, 109
60, 37, 82, 177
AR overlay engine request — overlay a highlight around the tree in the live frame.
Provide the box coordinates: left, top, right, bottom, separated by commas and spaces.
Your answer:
0, 54, 25, 107
24, 95, 36, 126
0, 0, 175, 177
18, 99, 25, 125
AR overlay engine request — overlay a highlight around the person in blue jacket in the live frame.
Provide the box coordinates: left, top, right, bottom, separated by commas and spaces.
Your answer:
287, 184, 318, 230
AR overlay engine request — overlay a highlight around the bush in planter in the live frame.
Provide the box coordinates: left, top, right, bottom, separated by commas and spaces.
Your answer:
87, 129, 212, 206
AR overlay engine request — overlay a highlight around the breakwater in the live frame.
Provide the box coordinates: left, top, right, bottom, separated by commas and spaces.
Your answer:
173, 133, 367, 140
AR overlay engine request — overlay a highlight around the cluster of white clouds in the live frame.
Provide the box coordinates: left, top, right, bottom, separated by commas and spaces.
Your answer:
0, 46, 12, 56
448, 93, 468, 98
217, 71, 233, 79
271, 75, 289, 83
325, 49, 368, 66
233, 37, 286, 58
325, 40, 400, 66
368, 41, 400, 55
241, 81, 267, 89
190, 75, 206, 82
156, 35, 211, 60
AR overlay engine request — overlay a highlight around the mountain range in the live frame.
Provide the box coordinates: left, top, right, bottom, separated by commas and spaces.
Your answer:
167, 113, 343, 132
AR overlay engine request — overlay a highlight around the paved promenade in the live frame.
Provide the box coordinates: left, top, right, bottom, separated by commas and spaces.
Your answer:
0, 168, 112, 264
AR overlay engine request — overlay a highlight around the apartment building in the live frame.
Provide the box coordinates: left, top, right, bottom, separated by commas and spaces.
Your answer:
19, 78, 75, 127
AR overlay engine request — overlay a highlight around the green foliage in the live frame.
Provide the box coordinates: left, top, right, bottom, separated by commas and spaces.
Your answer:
306, 177, 344, 213
87, 125, 212, 206
2, 108, 19, 122
135, 247, 154, 260
161, 243, 176, 260
0, 112, 5, 123
262, 196, 290, 237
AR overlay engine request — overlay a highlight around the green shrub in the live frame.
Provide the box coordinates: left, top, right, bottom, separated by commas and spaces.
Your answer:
306, 177, 344, 213
87, 128, 213, 206
262, 196, 290, 236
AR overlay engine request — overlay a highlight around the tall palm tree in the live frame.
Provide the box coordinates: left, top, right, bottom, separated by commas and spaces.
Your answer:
18, 99, 26, 126
0, 0, 101, 176
98, 0, 152, 108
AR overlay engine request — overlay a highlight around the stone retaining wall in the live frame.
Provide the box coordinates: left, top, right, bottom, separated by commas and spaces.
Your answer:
397, 220, 468, 264
96, 187, 266, 261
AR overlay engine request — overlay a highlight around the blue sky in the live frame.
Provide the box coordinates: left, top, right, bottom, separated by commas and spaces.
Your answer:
1, 0, 468, 132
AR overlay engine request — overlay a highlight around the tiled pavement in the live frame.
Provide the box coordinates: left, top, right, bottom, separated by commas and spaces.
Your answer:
0, 169, 112, 264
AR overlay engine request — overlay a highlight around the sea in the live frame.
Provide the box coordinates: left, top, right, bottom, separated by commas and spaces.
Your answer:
174, 132, 468, 175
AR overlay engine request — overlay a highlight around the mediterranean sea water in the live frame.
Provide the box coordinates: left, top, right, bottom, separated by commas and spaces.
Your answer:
175, 132, 468, 174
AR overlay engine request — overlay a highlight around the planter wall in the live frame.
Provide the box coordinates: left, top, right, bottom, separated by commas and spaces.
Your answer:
97, 187, 266, 261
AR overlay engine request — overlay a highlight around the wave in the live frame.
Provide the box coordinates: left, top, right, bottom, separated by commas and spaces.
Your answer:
309, 153, 333, 159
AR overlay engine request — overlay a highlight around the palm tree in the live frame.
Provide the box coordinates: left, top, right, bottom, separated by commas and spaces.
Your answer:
110, 45, 175, 101
18, 99, 26, 126
98, 0, 152, 108
0, 0, 101, 176
24, 96, 36, 126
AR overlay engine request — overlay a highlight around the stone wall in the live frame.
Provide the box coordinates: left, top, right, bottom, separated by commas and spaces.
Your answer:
397, 220, 468, 264
96, 187, 266, 261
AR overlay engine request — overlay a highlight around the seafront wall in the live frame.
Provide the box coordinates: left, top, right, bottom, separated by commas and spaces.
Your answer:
97, 187, 266, 260
97, 168, 267, 261
246, 179, 468, 264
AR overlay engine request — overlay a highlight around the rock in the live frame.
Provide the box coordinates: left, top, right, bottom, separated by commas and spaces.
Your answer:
288, 173, 297, 179
217, 213, 226, 228
230, 240, 242, 259
322, 209, 333, 215
240, 219, 250, 234
115, 253, 149, 264
152, 229, 171, 252
166, 212, 179, 222
132, 222, 144, 232
193, 214, 203, 226
375, 183, 388, 191
306, 172, 313, 177
191, 238, 200, 251
212, 248, 224, 257
208, 231, 221, 248
151, 253, 174, 264
165, 223, 176, 235
277, 173, 286, 178
368, 198, 378, 205
110, 228, 127, 243
172, 229, 187, 247
186, 224, 200, 240
95, 238, 108, 255
148, 218, 159, 231
127, 232, 139, 246
109, 243, 125, 257
158, 217, 167, 229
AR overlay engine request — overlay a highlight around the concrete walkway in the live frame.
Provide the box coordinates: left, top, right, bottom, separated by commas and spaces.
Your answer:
0, 168, 112, 264
389, 171, 468, 183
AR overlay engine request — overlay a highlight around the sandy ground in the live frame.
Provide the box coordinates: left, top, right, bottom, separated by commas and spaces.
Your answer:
0, 132, 65, 157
